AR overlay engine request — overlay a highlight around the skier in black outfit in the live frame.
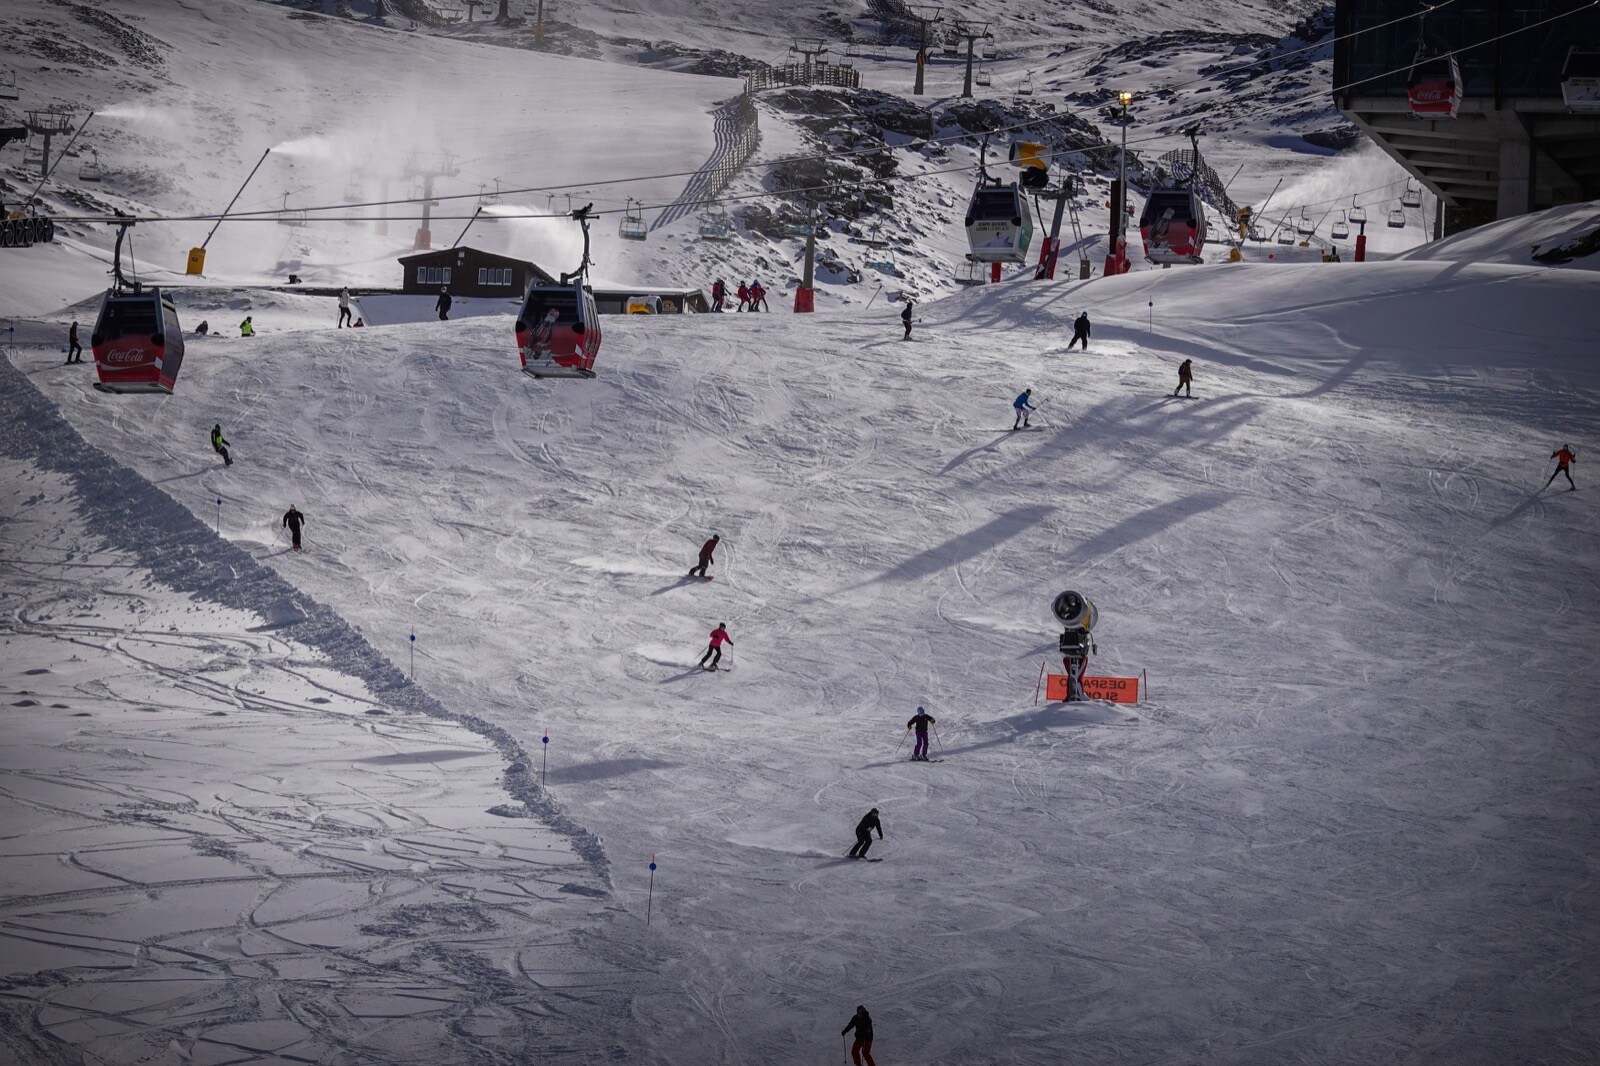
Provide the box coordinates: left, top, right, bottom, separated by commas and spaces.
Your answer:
435, 287, 452, 322
67, 321, 83, 363
907, 706, 936, 761
210, 423, 232, 467
901, 300, 914, 340
282, 505, 307, 551
1068, 312, 1090, 350
842, 1005, 876, 1066
847, 808, 882, 859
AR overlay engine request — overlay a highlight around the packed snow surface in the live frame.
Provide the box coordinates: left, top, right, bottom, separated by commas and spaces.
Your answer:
7, 246, 1599, 1062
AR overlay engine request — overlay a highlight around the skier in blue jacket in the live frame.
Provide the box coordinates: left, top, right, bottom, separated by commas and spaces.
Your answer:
1012, 388, 1036, 430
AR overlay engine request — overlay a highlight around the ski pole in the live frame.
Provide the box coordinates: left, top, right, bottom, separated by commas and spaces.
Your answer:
933, 724, 944, 754
895, 727, 909, 754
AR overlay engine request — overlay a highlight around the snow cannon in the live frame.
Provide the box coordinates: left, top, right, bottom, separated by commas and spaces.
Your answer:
1052, 590, 1098, 702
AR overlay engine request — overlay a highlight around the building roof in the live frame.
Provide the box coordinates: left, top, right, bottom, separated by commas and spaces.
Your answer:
398, 246, 537, 269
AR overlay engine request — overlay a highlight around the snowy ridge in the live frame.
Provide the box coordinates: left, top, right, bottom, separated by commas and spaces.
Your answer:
0, 353, 609, 879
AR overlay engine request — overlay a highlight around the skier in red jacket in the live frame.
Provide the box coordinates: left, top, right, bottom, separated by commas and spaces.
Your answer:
689, 534, 719, 578
699, 623, 733, 670
736, 283, 750, 312
1545, 445, 1577, 491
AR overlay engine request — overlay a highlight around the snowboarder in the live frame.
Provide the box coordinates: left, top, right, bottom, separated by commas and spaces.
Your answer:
689, 534, 720, 578
239, 316, 255, 337
841, 1005, 876, 1066
711, 278, 726, 313
210, 423, 232, 467
901, 300, 914, 340
907, 706, 936, 761
698, 622, 733, 670
750, 280, 769, 312
281, 505, 306, 551
1012, 388, 1036, 430
435, 287, 452, 322
195, 320, 210, 336
1545, 445, 1577, 491
66, 321, 82, 363
736, 282, 750, 312
1174, 358, 1193, 398
338, 288, 353, 328
1068, 311, 1090, 350
847, 808, 882, 859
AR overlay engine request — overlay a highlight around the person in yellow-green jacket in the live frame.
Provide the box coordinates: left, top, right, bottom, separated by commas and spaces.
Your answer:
240, 316, 255, 337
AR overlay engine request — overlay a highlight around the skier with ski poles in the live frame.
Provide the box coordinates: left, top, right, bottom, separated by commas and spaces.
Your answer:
1545, 444, 1577, 491
906, 706, 936, 762
698, 622, 733, 670
1068, 311, 1090, 350
901, 299, 914, 340
689, 533, 720, 578
281, 505, 307, 552
736, 282, 750, 312
210, 423, 232, 467
1012, 388, 1036, 430
847, 807, 882, 859
841, 1005, 877, 1066
337, 288, 353, 328
1174, 358, 1193, 398
711, 279, 726, 312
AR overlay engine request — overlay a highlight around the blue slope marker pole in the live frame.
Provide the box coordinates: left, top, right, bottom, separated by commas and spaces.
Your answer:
541, 732, 549, 789
214, 498, 221, 535
646, 855, 657, 926
409, 631, 415, 679
1148, 300, 1153, 334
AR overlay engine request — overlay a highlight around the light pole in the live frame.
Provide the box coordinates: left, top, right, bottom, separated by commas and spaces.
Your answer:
1113, 90, 1133, 276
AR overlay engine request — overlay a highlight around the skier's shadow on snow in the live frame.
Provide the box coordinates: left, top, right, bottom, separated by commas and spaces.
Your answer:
1487, 492, 1544, 529
649, 577, 697, 596
939, 430, 1014, 474
661, 666, 712, 683
156, 469, 210, 485
860, 703, 1128, 768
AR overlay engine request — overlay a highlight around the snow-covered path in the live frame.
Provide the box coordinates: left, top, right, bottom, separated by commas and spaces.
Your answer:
11, 255, 1600, 1063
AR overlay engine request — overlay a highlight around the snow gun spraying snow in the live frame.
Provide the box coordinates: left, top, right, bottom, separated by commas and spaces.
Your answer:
1052, 590, 1098, 702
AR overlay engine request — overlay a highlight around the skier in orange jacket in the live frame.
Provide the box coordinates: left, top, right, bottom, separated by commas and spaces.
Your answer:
1545, 445, 1576, 491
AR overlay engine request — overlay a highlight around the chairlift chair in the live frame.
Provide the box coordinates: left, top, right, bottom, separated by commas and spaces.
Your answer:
1387, 208, 1406, 229
619, 198, 648, 241
954, 256, 986, 286
1275, 223, 1295, 246
1348, 199, 1367, 226
0, 69, 18, 101
1018, 72, 1035, 96
78, 150, 104, 183
699, 210, 733, 241
1295, 210, 1314, 237
1331, 213, 1349, 240
1560, 47, 1600, 113
943, 36, 960, 58
975, 65, 992, 87
1401, 181, 1423, 209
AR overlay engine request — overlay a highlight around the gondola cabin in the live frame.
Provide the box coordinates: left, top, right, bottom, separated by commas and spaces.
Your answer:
964, 182, 1034, 263
91, 287, 186, 394
1561, 47, 1600, 112
1138, 187, 1206, 265
516, 278, 601, 378
1407, 53, 1462, 118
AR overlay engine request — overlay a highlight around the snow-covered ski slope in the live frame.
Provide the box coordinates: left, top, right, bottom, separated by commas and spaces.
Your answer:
14, 241, 1600, 1062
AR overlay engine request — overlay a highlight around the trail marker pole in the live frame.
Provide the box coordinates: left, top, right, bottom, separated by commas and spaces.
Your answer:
541, 732, 549, 789
1148, 300, 1153, 333
214, 497, 222, 535
1034, 659, 1046, 704
646, 855, 657, 925
409, 632, 415, 678
1141, 668, 1149, 700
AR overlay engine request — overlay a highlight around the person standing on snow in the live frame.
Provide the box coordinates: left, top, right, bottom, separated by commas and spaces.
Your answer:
711, 279, 726, 313
1068, 311, 1091, 351
435, 286, 452, 322
750, 280, 769, 312
338, 288, 353, 328
1012, 388, 1036, 430
281, 505, 307, 552
906, 707, 936, 761
901, 300, 914, 340
210, 423, 232, 467
847, 808, 882, 859
698, 622, 733, 670
1174, 358, 1193, 398
67, 321, 83, 363
240, 316, 255, 337
841, 1005, 877, 1066
736, 282, 750, 313
689, 534, 720, 578
1546, 445, 1577, 491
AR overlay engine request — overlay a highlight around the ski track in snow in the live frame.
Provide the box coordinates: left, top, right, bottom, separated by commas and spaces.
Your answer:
7, 251, 1600, 1064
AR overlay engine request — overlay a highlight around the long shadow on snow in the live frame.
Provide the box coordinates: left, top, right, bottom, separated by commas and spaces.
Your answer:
842, 504, 1054, 588
546, 757, 678, 784
861, 702, 1128, 767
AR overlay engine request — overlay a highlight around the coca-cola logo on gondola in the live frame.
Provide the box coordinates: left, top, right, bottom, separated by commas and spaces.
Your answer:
1411, 86, 1452, 103
104, 346, 152, 365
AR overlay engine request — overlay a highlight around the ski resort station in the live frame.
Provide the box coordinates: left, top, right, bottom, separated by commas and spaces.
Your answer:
2, 0, 1597, 1063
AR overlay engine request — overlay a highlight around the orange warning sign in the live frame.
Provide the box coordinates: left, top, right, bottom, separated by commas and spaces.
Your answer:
1045, 675, 1140, 704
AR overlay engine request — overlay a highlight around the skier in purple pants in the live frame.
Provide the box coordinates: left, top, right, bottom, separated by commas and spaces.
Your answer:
907, 707, 936, 761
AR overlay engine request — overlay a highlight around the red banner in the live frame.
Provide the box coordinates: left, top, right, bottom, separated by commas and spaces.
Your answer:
1046, 675, 1140, 704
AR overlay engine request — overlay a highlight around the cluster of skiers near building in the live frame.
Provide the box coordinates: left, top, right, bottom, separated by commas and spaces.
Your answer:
708, 278, 772, 312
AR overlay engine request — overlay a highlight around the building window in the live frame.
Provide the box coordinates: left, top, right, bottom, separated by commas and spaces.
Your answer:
416, 267, 427, 285
477, 267, 487, 285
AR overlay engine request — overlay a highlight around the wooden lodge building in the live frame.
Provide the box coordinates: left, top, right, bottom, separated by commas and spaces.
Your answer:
398, 246, 708, 313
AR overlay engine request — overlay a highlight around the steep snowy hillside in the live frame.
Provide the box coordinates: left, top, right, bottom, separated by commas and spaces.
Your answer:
11, 241, 1598, 1062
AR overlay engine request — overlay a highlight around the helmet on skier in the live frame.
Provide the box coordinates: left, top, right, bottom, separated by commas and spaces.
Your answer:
917, 706, 925, 713
719, 622, 726, 628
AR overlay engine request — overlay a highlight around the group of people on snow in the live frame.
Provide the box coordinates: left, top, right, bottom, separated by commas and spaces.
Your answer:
709, 279, 769, 312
